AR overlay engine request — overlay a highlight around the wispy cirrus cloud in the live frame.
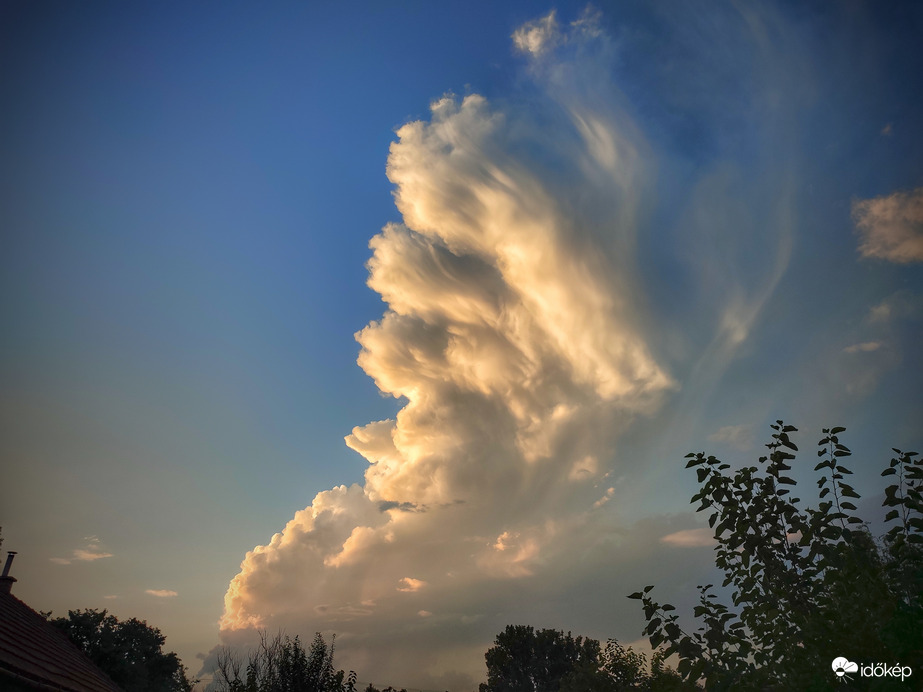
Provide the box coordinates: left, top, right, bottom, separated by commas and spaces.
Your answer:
146, 589, 178, 598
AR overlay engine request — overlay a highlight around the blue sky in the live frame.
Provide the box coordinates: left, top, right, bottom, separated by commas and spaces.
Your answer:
2, 2, 922, 689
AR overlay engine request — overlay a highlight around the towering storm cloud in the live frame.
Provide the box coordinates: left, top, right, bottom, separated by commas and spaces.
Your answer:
215, 7, 857, 688
219, 14, 678, 686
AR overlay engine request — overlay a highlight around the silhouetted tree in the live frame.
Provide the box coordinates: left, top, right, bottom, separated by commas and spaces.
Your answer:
47, 608, 195, 692
559, 639, 696, 692
479, 625, 599, 692
480, 626, 693, 692
213, 630, 357, 692
630, 423, 923, 689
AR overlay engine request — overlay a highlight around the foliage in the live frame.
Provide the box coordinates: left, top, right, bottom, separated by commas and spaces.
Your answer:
479, 625, 601, 692
47, 608, 196, 692
629, 423, 923, 690
480, 625, 695, 692
213, 630, 358, 692
558, 639, 697, 692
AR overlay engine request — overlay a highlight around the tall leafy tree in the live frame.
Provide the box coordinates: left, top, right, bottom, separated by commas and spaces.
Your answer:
480, 626, 693, 692
480, 625, 601, 692
47, 609, 195, 692
630, 423, 923, 690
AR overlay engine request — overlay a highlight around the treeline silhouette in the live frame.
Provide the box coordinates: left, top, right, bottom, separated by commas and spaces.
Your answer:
210, 626, 687, 692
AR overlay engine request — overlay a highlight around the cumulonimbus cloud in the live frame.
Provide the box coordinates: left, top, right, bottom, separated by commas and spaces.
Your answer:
218, 23, 668, 687
853, 187, 923, 263
214, 8, 801, 688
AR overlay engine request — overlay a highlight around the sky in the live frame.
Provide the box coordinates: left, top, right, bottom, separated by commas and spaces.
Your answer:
1, 1, 922, 689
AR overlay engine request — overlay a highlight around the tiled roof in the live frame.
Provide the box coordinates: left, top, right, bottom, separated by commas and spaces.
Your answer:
0, 586, 123, 692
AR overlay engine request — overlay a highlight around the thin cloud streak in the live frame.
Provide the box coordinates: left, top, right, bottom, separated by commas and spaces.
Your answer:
843, 342, 883, 354
660, 529, 714, 548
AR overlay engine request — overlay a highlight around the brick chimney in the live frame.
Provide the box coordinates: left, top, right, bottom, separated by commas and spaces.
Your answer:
0, 551, 17, 594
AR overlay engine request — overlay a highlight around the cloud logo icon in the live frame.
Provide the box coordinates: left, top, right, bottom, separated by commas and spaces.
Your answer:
832, 657, 859, 678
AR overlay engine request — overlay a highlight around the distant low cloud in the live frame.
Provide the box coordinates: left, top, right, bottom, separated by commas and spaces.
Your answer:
397, 578, 426, 593
49, 537, 113, 565
843, 341, 882, 354
660, 529, 714, 548
707, 424, 754, 451
868, 291, 922, 324
853, 187, 923, 263
145, 589, 178, 598
593, 487, 615, 509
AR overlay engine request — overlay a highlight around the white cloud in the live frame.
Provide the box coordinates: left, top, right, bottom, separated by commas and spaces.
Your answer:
843, 341, 882, 354
869, 300, 893, 324
853, 187, 923, 263
660, 529, 714, 548
146, 589, 178, 598
218, 71, 671, 687
72, 549, 112, 561
397, 578, 426, 592
868, 291, 922, 324
592, 487, 615, 509
512, 11, 561, 56
707, 425, 754, 451
826, 292, 922, 399
49, 537, 113, 565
